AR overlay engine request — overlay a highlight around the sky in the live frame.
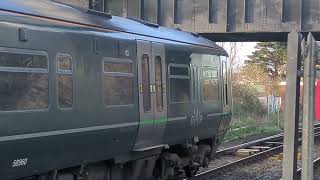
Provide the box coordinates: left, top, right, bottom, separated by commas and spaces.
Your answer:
217, 42, 258, 66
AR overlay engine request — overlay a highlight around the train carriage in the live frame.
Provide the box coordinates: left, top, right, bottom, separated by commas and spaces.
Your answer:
0, 1, 231, 180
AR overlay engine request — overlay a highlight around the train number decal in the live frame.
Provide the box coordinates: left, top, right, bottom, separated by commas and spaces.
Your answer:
12, 158, 28, 168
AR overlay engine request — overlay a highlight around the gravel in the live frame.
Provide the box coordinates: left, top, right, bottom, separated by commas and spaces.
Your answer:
209, 139, 320, 180
211, 155, 283, 180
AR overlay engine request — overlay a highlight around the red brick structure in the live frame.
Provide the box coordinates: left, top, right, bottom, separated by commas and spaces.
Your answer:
279, 81, 304, 112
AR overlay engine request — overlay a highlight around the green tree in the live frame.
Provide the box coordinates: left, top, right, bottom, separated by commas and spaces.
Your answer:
248, 42, 287, 80
236, 63, 271, 84
234, 63, 276, 95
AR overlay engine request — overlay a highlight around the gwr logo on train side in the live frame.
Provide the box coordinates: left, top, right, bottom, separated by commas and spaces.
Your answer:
190, 108, 203, 126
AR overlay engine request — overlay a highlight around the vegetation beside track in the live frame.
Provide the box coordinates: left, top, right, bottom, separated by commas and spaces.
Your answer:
224, 113, 282, 142
223, 42, 287, 143
224, 83, 283, 142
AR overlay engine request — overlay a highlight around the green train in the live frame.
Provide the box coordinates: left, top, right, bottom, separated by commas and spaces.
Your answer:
0, 1, 231, 180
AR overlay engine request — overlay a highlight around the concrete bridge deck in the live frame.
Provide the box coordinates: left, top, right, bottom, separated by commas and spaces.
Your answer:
89, 0, 320, 41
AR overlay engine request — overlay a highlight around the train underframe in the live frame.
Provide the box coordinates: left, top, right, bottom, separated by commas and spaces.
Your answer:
18, 136, 221, 180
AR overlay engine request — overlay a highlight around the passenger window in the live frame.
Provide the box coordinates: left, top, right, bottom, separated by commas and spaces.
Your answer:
57, 53, 73, 108
104, 61, 133, 73
0, 50, 49, 111
169, 64, 191, 103
0, 52, 48, 69
103, 59, 134, 106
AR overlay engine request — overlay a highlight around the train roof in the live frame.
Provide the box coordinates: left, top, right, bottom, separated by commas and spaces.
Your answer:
0, 0, 227, 54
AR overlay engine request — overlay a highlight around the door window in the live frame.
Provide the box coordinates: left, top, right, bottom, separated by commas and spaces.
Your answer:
141, 54, 151, 112
155, 56, 163, 112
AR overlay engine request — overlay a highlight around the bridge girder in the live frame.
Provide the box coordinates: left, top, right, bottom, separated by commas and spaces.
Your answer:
90, 0, 320, 41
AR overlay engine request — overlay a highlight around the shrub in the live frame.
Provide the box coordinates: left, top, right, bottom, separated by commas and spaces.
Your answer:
232, 83, 266, 118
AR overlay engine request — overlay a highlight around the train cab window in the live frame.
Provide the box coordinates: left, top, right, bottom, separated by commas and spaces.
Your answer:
202, 55, 220, 102
169, 64, 191, 103
202, 67, 219, 102
57, 53, 73, 108
0, 49, 49, 111
103, 58, 134, 106
192, 53, 220, 102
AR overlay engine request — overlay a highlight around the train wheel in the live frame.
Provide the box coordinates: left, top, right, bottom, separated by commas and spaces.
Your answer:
183, 165, 198, 178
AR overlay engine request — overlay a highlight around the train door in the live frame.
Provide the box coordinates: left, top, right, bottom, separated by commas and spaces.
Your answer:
221, 57, 231, 111
133, 40, 167, 151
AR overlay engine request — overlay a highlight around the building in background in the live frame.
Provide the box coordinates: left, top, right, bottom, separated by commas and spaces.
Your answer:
279, 81, 304, 112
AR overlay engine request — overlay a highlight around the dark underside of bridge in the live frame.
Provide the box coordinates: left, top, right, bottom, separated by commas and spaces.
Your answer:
203, 32, 320, 42
202, 32, 301, 42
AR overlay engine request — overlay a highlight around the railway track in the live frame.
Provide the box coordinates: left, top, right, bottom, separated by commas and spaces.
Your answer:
186, 124, 320, 180
297, 157, 320, 176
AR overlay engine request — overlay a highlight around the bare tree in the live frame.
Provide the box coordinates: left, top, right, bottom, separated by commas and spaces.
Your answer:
229, 42, 240, 72
217, 42, 241, 73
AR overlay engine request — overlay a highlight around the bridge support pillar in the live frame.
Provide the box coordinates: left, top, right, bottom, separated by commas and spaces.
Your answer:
282, 32, 302, 180
301, 33, 316, 180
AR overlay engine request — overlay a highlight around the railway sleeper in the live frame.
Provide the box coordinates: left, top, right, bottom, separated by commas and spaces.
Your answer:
236, 149, 260, 156
249, 146, 271, 151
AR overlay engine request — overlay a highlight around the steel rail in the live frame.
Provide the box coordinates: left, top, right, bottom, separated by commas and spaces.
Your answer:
216, 124, 320, 157
297, 157, 320, 175
186, 124, 320, 180
188, 145, 284, 180
215, 133, 284, 156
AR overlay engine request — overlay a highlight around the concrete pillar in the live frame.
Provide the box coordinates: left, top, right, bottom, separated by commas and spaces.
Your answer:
282, 31, 303, 180
301, 32, 316, 180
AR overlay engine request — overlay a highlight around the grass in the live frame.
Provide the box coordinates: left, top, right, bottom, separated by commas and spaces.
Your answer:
223, 113, 283, 142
